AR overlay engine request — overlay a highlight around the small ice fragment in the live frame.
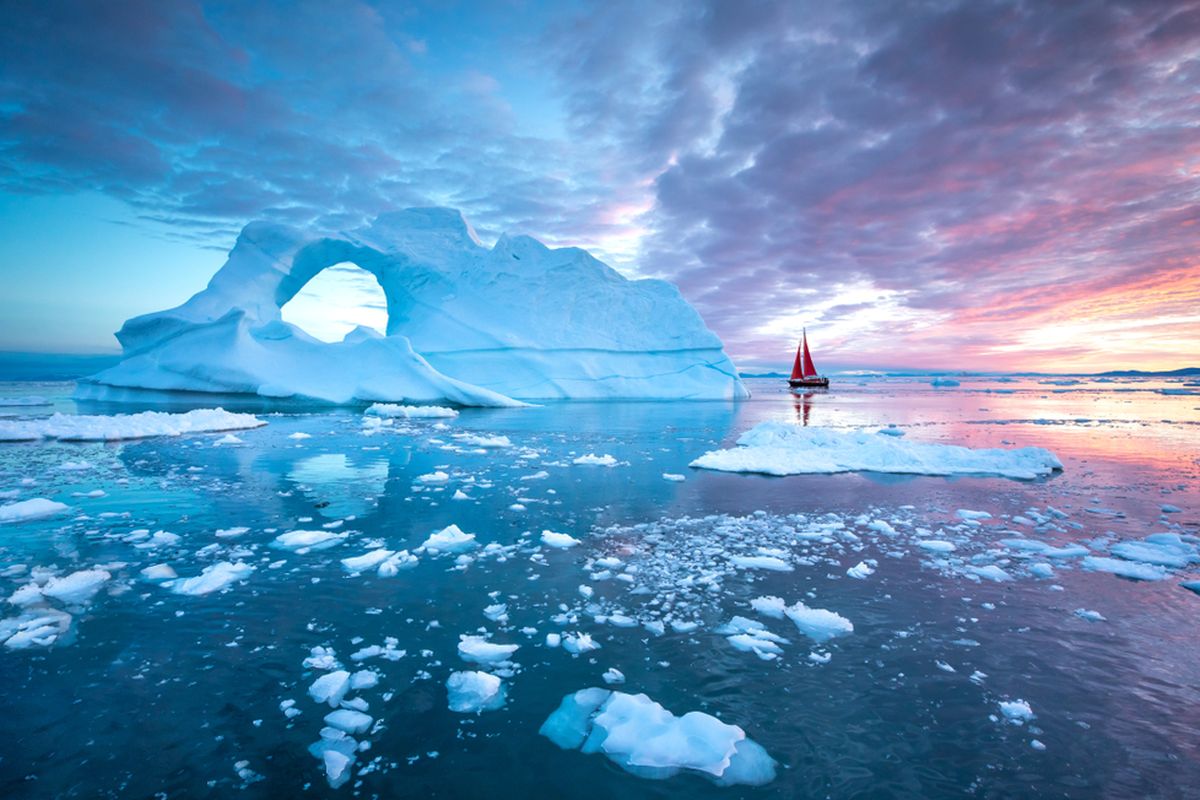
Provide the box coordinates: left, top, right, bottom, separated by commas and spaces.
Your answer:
602, 668, 625, 685
998, 699, 1034, 724
541, 530, 581, 549
446, 671, 506, 713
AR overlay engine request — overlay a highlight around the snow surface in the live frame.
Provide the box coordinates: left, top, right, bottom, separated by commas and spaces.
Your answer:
0, 408, 264, 442
77, 208, 747, 404
540, 688, 776, 786
691, 423, 1063, 479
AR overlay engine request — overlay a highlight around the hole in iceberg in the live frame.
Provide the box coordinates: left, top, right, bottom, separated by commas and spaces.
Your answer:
279, 262, 387, 343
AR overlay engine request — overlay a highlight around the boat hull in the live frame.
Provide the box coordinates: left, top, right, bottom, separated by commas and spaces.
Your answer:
788, 377, 829, 388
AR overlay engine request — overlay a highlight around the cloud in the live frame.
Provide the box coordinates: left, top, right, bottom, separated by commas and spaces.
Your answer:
1, 0, 1197, 368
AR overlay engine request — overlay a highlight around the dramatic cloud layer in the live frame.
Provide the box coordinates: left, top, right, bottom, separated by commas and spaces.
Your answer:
1, 0, 1197, 370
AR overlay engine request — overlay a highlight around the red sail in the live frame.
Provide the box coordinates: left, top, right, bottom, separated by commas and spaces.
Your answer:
790, 338, 806, 380
801, 333, 818, 378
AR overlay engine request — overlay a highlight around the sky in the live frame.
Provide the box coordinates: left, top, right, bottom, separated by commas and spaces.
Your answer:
0, 0, 1197, 372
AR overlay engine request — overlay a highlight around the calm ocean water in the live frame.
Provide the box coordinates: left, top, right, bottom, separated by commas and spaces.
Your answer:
1, 376, 1197, 798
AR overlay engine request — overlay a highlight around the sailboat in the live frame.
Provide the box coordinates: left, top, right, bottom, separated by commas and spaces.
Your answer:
788, 328, 829, 388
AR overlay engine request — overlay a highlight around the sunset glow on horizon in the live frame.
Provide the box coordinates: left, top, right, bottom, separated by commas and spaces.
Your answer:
1, 1, 1197, 373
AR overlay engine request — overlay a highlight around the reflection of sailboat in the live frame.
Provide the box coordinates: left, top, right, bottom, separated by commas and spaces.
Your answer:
793, 392, 814, 426
788, 328, 829, 388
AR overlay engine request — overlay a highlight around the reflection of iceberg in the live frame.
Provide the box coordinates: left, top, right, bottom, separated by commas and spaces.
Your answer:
77, 208, 747, 405
287, 453, 391, 519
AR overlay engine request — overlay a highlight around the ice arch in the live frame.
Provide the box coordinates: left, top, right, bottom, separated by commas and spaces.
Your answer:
279, 262, 388, 344
78, 207, 749, 405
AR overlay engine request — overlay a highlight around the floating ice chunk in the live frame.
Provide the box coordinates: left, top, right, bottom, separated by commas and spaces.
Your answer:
662, 473, 686, 482
171, 561, 255, 595
420, 524, 477, 554
1029, 563, 1055, 579
288, 432, 312, 440
749, 596, 786, 619
42, 569, 111, 605
215, 526, 250, 538
602, 668, 626, 685
930, 378, 960, 387
539, 689, 776, 786
483, 603, 508, 622
1181, 581, 1200, 596
0, 609, 72, 649
415, 470, 450, 484
573, 453, 618, 466
563, 632, 600, 655
1161, 504, 1182, 513
309, 671, 352, 707
458, 635, 519, 664
784, 602, 853, 643
321, 748, 353, 788
1000, 539, 1088, 558
956, 509, 992, 521
729, 555, 792, 572
0, 498, 70, 523
846, 561, 875, 579
541, 530, 581, 549
998, 699, 1034, 724
0, 408, 265, 442
141, 564, 178, 582
376, 550, 418, 576
446, 670, 507, 712
545, 632, 562, 648
350, 670, 379, 690
966, 565, 1013, 582
1074, 609, 1106, 622
1109, 534, 1198, 568
453, 433, 511, 448
340, 549, 395, 574
452, 489, 470, 500
877, 426, 905, 436
214, 433, 243, 445
691, 423, 1063, 480
138, 530, 181, 548
365, 403, 459, 419
917, 540, 956, 553
1082, 556, 1167, 581
323, 709, 373, 734
272, 529, 347, 552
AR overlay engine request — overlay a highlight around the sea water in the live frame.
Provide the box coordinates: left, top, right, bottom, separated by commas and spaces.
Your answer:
0, 376, 1197, 797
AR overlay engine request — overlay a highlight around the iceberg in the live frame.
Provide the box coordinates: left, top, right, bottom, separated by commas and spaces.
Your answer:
691, 423, 1063, 480
76, 208, 746, 405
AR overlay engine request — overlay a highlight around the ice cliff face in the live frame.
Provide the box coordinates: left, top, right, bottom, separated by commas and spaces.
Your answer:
77, 208, 748, 405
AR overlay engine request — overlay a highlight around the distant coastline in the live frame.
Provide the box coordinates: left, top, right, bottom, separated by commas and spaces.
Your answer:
740, 367, 1200, 379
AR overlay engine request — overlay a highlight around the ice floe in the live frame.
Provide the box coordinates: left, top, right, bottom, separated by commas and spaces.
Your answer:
0, 408, 264, 442
170, 562, 256, 595
691, 422, 1063, 479
0, 498, 70, 523
365, 403, 459, 419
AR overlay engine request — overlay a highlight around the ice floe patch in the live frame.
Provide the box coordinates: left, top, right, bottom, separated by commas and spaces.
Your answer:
0, 498, 70, 523
365, 403, 459, 419
540, 688, 777, 786
691, 422, 1063, 479
0, 408, 265, 442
